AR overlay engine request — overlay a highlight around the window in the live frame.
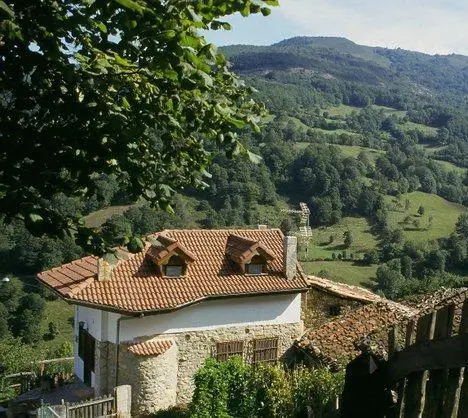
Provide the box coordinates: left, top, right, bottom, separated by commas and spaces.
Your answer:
253, 338, 278, 364
164, 255, 185, 277
246, 254, 266, 275
216, 340, 244, 362
329, 304, 342, 316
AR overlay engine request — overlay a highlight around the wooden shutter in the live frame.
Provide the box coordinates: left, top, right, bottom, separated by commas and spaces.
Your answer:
253, 338, 278, 363
216, 340, 244, 362
78, 324, 85, 359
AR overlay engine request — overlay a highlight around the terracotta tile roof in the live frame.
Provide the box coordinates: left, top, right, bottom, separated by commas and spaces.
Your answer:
127, 340, 173, 357
306, 276, 385, 304
37, 229, 308, 314
37, 256, 98, 298
297, 301, 417, 366
415, 287, 468, 314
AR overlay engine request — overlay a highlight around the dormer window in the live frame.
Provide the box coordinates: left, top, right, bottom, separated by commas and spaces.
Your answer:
225, 234, 275, 275
146, 235, 197, 278
164, 255, 185, 278
246, 255, 266, 275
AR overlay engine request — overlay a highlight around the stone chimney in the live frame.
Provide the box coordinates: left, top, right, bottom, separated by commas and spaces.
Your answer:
283, 235, 297, 280
97, 257, 114, 282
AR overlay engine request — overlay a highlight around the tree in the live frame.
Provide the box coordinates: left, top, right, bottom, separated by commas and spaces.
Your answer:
0, 302, 9, 339
0, 0, 274, 254
280, 218, 294, 236
343, 230, 354, 248
418, 206, 425, 216
376, 264, 404, 300
456, 214, 468, 239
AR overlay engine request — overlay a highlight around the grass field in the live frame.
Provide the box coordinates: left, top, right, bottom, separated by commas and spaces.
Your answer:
300, 260, 378, 287
85, 204, 134, 228
336, 145, 384, 162
34, 299, 74, 359
432, 159, 467, 175
400, 121, 438, 136
300, 216, 377, 260
297, 192, 467, 287
325, 104, 360, 117
386, 192, 468, 243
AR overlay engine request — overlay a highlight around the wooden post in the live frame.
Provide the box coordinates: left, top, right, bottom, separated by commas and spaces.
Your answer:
403, 312, 436, 418
457, 300, 468, 418
423, 304, 455, 418
387, 325, 405, 418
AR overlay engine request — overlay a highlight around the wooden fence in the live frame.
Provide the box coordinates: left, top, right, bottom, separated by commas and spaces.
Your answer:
67, 395, 115, 418
37, 395, 116, 418
341, 298, 468, 417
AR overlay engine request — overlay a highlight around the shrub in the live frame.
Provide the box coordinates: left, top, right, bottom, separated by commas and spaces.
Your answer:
190, 357, 344, 418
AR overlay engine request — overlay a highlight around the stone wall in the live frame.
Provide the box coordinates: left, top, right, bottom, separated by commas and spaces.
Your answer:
100, 320, 303, 415
303, 287, 365, 329
118, 342, 178, 415
166, 321, 303, 405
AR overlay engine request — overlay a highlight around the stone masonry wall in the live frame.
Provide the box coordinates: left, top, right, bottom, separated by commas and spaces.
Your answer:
165, 321, 303, 405
118, 343, 178, 415
303, 287, 365, 329
95, 321, 303, 415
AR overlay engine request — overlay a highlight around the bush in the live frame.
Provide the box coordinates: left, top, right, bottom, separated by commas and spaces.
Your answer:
190, 357, 344, 418
48, 321, 59, 339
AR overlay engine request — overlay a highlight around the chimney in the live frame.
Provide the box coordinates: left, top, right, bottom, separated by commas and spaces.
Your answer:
283, 235, 297, 280
97, 257, 114, 282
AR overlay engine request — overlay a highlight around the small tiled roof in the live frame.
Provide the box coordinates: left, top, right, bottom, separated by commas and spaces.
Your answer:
37, 229, 308, 314
306, 276, 385, 304
146, 235, 197, 265
225, 234, 276, 264
127, 340, 173, 357
297, 301, 417, 366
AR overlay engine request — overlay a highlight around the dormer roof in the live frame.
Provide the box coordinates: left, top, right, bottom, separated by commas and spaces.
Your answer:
225, 234, 276, 265
146, 235, 197, 265
37, 229, 308, 315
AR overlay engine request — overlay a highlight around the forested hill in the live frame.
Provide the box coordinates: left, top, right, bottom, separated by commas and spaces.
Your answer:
221, 36, 468, 100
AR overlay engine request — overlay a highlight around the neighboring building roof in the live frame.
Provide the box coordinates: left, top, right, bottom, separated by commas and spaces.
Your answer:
415, 287, 468, 314
297, 301, 417, 366
306, 275, 385, 304
37, 229, 308, 314
127, 340, 173, 357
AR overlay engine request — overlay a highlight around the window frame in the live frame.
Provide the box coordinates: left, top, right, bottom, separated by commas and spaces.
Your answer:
164, 254, 186, 278
245, 254, 267, 275
215, 340, 244, 362
252, 337, 279, 364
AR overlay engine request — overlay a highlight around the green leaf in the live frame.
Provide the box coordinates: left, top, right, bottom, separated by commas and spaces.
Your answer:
96, 22, 107, 33
261, 7, 271, 16
114, 0, 145, 14
228, 117, 245, 129
28, 213, 44, 223
247, 150, 263, 164
0, 1, 14, 17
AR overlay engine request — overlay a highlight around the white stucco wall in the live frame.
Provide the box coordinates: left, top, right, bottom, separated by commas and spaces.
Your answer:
75, 293, 302, 344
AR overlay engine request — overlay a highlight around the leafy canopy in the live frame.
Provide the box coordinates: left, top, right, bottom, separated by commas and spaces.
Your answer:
0, 0, 277, 254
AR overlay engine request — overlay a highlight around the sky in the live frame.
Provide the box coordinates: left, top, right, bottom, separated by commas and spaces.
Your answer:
204, 1, 468, 56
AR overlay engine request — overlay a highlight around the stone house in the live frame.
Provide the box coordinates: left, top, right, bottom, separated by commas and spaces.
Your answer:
37, 228, 308, 415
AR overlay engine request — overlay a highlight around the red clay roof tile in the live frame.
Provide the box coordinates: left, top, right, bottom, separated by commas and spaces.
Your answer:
127, 340, 173, 357
37, 229, 307, 314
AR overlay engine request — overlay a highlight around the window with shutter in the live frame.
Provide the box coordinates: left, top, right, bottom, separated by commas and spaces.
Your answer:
216, 340, 244, 362
253, 337, 278, 363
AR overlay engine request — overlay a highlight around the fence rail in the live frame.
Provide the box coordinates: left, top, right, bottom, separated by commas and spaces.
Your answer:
341, 297, 468, 417
37, 395, 116, 418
